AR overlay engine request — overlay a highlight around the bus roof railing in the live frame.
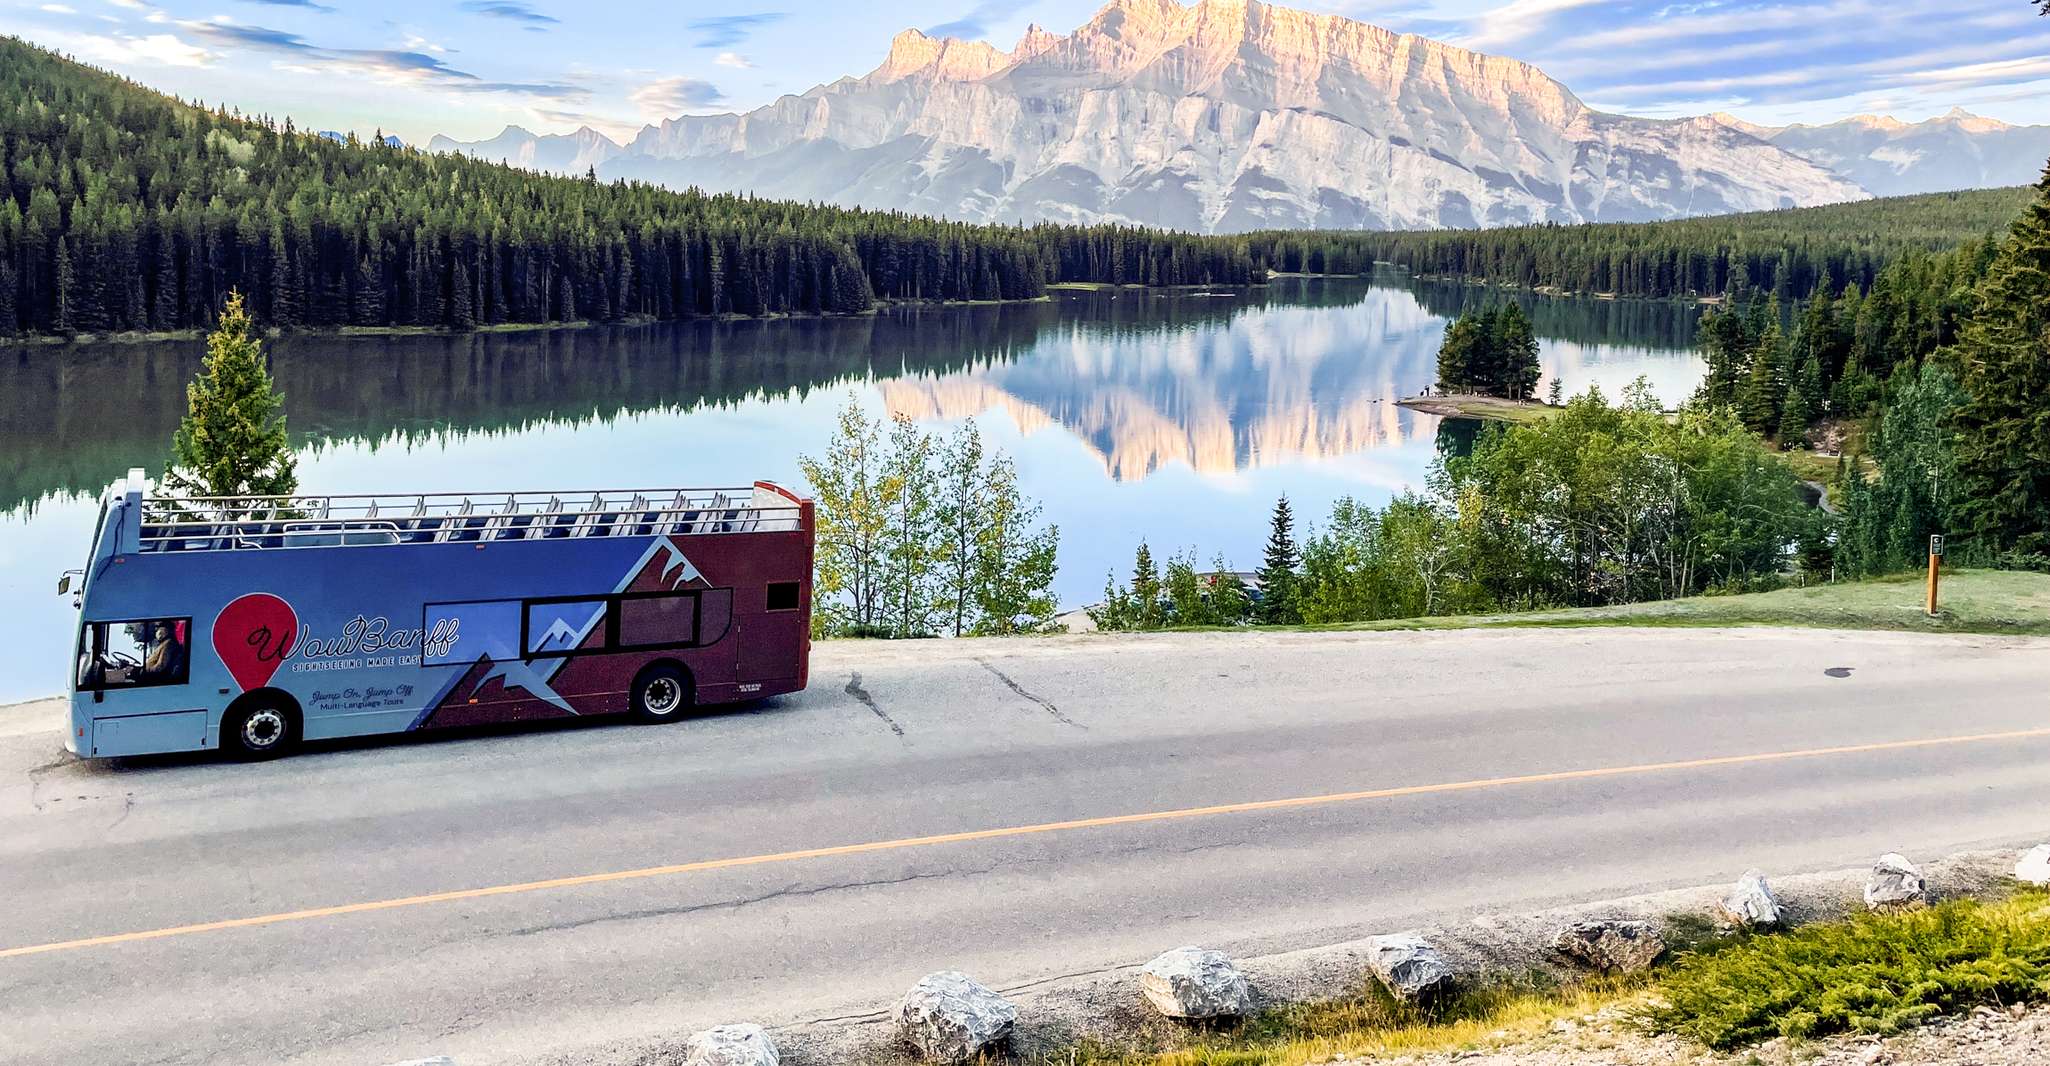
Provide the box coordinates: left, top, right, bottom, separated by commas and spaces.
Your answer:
136, 485, 804, 552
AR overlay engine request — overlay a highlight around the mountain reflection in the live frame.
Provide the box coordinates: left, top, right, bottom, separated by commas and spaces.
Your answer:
0, 276, 1700, 514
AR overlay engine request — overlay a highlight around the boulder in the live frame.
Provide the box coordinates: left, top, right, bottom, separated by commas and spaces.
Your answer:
1364, 933, 1454, 999
2017, 845, 2050, 887
1553, 919, 1666, 973
1139, 946, 1253, 1019
685, 1023, 779, 1066
895, 971, 1017, 1064
1864, 852, 1927, 910
1719, 869, 1784, 928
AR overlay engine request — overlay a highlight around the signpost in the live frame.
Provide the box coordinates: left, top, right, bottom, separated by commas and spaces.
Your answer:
1926, 534, 1945, 617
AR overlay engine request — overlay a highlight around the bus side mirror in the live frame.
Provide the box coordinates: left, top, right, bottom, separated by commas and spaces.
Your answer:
57, 574, 71, 596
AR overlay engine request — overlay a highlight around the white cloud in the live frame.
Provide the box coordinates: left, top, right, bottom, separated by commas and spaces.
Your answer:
40, 4, 80, 13
105, 0, 150, 9
1458, 0, 1605, 49
714, 51, 751, 69
72, 31, 216, 66
629, 75, 725, 118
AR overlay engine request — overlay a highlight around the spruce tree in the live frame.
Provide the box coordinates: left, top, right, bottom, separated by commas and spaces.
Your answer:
1256, 495, 1302, 624
1130, 543, 1162, 630
1496, 303, 1542, 400
165, 291, 297, 503
1738, 322, 1788, 436
1954, 166, 2050, 554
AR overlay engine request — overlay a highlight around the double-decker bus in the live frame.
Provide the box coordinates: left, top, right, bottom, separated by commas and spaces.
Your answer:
60, 470, 813, 760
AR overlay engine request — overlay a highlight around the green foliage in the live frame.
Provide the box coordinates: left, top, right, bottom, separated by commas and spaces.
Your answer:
1836, 362, 1968, 577
1256, 496, 1302, 624
1298, 493, 1481, 623
1447, 385, 1810, 607
164, 291, 296, 501
1435, 304, 1540, 400
1101, 387, 1810, 628
1245, 187, 2031, 301
799, 399, 1057, 638
0, 36, 1258, 337
1644, 891, 2050, 1050
1953, 167, 2050, 555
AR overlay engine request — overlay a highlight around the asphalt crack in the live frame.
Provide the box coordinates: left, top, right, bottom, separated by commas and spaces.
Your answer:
25, 755, 71, 813
845, 673, 905, 737
496, 869, 964, 939
975, 658, 1084, 729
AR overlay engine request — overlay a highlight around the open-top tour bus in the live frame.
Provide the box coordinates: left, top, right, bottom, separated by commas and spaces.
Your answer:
62, 470, 813, 759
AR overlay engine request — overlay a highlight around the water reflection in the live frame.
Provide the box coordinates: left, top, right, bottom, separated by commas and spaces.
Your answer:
0, 276, 1703, 702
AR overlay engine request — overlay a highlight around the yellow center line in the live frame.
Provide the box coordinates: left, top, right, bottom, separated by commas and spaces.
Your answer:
8, 725, 2050, 960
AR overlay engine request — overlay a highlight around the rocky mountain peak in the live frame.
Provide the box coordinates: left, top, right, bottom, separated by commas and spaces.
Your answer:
873, 28, 1009, 83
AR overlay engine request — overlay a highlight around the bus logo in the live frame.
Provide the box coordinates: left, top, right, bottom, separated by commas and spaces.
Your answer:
213, 592, 299, 692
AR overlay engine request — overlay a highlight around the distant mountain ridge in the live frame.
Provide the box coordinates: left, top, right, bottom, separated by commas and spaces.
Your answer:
434, 0, 1874, 232
427, 124, 622, 174
1707, 109, 2050, 199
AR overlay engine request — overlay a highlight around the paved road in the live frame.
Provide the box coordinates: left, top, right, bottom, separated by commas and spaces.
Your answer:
3, 627, 2048, 1066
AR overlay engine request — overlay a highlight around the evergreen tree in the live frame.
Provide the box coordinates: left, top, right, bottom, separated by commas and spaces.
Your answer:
1547, 376, 1564, 406
1130, 542, 1163, 630
1738, 322, 1788, 436
164, 291, 298, 503
1256, 495, 1302, 624
1779, 351, 1824, 443
1953, 167, 2050, 554
1496, 302, 1542, 400
52, 235, 73, 333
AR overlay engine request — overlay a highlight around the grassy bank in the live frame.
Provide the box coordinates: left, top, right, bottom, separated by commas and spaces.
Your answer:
1335, 569, 2050, 637
1036, 890, 2050, 1065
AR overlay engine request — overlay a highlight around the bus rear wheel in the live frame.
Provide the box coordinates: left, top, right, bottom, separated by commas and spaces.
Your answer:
222, 697, 299, 760
630, 664, 693, 724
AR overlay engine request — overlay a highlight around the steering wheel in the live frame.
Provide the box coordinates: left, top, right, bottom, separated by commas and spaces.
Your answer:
106, 651, 142, 670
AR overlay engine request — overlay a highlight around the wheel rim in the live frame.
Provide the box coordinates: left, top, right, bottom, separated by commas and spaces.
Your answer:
643, 677, 682, 715
242, 708, 286, 750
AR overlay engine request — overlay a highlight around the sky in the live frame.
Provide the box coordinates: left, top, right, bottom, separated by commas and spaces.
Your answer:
1, 0, 2045, 146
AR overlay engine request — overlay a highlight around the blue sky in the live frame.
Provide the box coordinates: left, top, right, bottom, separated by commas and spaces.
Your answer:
3, 0, 2045, 145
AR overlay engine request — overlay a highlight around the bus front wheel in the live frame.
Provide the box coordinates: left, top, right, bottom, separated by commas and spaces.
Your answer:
630, 664, 694, 724
222, 695, 299, 760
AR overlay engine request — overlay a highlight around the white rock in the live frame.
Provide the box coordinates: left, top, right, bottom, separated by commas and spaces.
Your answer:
1720, 869, 1784, 928
685, 1023, 780, 1066
895, 971, 1017, 1064
379, 1060, 454, 1066
1140, 946, 1253, 1019
1553, 920, 1666, 973
1864, 853, 1928, 910
1364, 933, 1454, 999
2017, 845, 2050, 886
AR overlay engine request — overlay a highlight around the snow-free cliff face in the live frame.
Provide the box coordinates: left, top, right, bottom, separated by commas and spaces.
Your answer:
437, 0, 1870, 232
1710, 109, 2050, 199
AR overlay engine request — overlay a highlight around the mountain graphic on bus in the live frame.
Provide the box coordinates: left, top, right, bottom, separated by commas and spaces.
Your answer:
67, 476, 812, 759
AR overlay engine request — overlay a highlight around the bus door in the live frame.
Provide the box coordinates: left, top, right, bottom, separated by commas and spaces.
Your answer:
76, 615, 209, 755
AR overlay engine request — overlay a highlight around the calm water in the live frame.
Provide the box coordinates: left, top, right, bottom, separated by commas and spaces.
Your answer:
0, 276, 1703, 703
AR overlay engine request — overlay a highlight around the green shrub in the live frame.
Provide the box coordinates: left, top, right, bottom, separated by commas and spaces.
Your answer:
1643, 891, 2050, 1049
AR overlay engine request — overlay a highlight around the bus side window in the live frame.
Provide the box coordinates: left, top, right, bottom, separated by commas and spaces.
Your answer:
766, 582, 800, 612
82, 618, 191, 690
616, 592, 698, 649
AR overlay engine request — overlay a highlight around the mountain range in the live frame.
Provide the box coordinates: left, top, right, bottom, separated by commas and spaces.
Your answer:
432, 0, 2039, 233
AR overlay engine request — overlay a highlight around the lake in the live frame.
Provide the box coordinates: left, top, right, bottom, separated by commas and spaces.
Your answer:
0, 275, 1704, 703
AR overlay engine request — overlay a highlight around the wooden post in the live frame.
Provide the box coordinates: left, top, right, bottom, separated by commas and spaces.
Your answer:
1926, 534, 1945, 617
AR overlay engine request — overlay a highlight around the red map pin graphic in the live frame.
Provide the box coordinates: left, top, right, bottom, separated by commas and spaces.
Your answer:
212, 593, 299, 692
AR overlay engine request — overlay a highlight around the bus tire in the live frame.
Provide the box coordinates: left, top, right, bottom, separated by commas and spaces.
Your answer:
221, 693, 300, 760
629, 663, 693, 724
